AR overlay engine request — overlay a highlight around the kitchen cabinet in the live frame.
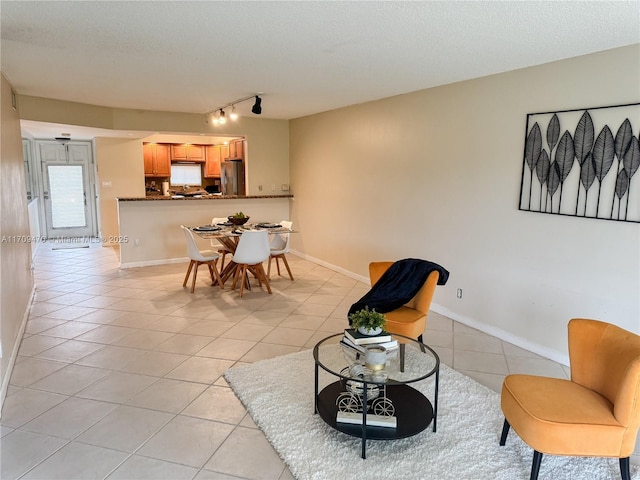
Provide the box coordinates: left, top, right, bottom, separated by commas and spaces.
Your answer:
204, 145, 221, 177
229, 139, 244, 160
171, 144, 205, 162
220, 144, 230, 161
144, 143, 171, 177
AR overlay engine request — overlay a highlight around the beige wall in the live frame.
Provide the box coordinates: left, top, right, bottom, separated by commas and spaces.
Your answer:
95, 137, 145, 243
290, 45, 640, 362
0, 73, 34, 409
19, 99, 290, 198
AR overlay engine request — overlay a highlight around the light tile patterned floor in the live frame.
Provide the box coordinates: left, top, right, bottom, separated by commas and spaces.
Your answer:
1, 242, 568, 479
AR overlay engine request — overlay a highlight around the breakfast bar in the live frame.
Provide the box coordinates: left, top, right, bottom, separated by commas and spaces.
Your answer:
117, 195, 293, 268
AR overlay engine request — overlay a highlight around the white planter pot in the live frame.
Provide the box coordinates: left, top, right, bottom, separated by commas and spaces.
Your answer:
357, 326, 382, 336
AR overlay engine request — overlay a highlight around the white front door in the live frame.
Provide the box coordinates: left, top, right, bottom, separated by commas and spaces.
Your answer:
39, 142, 97, 239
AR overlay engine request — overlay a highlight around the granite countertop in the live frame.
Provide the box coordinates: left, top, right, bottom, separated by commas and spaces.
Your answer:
118, 194, 294, 201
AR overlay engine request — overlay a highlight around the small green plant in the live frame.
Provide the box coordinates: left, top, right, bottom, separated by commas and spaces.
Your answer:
231, 211, 247, 219
349, 307, 386, 332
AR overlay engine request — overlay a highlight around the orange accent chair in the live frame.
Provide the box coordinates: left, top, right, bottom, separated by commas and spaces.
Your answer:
499, 318, 640, 480
368, 261, 440, 343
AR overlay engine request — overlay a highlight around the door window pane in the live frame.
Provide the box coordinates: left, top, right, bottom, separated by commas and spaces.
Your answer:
48, 165, 86, 228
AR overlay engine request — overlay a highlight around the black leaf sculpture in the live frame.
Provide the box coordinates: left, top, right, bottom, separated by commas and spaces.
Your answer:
623, 136, 640, 179
615, 119, 634, 159
520, 103, 639, 223
547, 162, 561, 212
574, 111, 595, 214
524, 123, 542, 209
555, 131, 575, 210
579, 153, 597, 216
623, 136, 640, 219
615, 170, 629, 199
536, 149, 550, 210
547, 114, 560, 153
592, 126, 615, 217
580, 154, 596, 189
611, 119, 634, 216
574, 111, 595, 163
555, 131, 575, 182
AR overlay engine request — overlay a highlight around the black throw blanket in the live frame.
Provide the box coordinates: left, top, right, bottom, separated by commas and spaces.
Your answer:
348, 258, 449, 323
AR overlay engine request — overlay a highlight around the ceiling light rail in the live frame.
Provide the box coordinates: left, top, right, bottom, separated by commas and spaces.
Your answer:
205, 93, 263, 125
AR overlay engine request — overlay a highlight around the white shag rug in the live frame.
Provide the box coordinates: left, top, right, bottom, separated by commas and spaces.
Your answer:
224, 347, 640, 480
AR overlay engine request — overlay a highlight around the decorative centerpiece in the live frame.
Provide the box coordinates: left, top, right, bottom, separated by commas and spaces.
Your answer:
349, 306, 387, 336
228, 211, 250, 226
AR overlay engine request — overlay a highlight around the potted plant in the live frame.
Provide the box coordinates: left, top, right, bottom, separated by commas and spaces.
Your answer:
349, 306, 387, 336
228, 211, 250, 226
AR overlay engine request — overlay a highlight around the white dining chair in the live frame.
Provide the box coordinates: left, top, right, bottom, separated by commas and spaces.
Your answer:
181, 225, 224, 293
231, 230, 272, 297
267, 220, 294, 281
211, 217, 232, 269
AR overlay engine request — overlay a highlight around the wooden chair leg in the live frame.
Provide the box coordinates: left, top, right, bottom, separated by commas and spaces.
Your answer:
620, 457, 631, 480
210, 260, 224, 289
232, 264, 241, 290
220, 251, 227, 271
267, 256, 272, 277
238, 265, 248, 297
499, 419, 510, 446
183, 260, 195, 288
280, 254, 294, 281
530, 451, 543, 480
275, 256, 281, 275
191, 261, 200, 293
257, 264, 272, 294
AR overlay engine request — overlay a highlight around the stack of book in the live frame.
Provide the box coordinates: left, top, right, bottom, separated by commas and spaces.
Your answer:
340, 328, 399, 354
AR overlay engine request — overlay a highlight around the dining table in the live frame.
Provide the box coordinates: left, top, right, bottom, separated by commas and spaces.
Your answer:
190, 222, 295, 289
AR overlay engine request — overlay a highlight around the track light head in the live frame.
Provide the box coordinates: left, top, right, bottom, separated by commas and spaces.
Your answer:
251, 96, 262, 115
229, 105, 239, 121
218, 109, 227, 124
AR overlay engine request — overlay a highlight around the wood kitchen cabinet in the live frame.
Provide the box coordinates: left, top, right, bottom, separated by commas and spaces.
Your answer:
229, 139, 244, 160
143, 143, 171, 177
220, 143, 230, 161
204, 145, 221, 177
171, 144, 205, 162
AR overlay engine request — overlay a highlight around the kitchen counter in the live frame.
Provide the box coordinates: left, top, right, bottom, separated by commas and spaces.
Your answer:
119, 194, 293, 201
117, 195, 292, 267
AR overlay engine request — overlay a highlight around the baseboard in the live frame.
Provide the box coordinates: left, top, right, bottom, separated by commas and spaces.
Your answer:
0, 284, 35, 419
289, 250, 369, 284
429, 303, 570, 367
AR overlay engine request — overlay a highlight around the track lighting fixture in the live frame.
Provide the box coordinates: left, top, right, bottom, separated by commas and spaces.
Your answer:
204, 93, 264, 126
251, 96, 262, 115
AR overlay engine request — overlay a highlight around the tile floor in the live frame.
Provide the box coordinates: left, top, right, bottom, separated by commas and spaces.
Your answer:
1, 242, 569, 480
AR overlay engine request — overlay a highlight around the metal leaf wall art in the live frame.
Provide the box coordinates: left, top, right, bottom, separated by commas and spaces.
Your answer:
519, 103, 640, 223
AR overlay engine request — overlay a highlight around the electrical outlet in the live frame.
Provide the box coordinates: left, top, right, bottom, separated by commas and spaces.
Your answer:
258, 185, 263, 191
456, 288, 463, 299
271, 184, 276, 191
281, 184, 290, 191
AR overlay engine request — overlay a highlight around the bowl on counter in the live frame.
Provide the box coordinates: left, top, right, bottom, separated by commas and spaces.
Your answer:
228, 216, 250, 226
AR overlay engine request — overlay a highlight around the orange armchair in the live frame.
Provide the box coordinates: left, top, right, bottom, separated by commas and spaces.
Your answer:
499, 318, 640, 480
368, 261, 439, 343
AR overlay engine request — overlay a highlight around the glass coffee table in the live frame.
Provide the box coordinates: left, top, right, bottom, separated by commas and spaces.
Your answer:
313, 333, 439, 459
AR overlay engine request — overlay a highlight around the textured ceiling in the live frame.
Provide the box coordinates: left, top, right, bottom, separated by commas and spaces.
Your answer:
2, 0, 640, 124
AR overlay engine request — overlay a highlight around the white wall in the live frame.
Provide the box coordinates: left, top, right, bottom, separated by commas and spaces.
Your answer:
289, 45, 640, 364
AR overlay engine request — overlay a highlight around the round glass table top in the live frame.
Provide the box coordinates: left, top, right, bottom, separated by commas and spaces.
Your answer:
313, 333, 439, 385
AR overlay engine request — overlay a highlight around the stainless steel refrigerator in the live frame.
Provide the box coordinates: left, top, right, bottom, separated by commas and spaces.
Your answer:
220, 160, 245, 196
